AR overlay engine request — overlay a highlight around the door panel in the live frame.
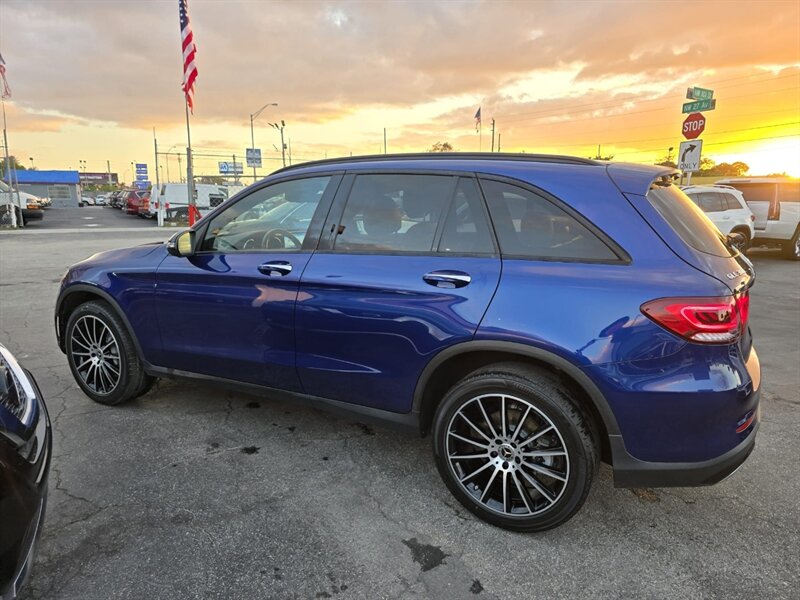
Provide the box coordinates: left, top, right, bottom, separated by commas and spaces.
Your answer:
153, 174, 340, 390
295, 254, 500, 412
155, 252, 310, 390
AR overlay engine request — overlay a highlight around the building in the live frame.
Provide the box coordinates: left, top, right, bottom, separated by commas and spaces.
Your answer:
12, 170, 81, 207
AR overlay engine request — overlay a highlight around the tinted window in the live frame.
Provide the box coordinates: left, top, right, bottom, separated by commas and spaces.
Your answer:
723, 193, 743, 211
647, 186, 733, 257
696, 192, 724, 212
480, 179, 617, 261
777, 181, 800, 203
201, 176, 331, 251
334, 174, 452, 252
438, 178, 494, 254
731, 183, 776, 203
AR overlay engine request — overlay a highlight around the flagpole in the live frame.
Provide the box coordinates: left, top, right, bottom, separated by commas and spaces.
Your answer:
184, 101, 195, 226
1, 96, 19, 227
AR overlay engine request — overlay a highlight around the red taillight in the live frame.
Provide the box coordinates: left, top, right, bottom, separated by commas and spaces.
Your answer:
641, 293, 749, 344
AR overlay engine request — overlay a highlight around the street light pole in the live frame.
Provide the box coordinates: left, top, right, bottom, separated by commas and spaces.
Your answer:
249, 102, 277, 182
28, 157, 33, 169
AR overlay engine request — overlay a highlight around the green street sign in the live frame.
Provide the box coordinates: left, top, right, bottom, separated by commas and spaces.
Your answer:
682, 98, 716, 113
686, 86, 714, 101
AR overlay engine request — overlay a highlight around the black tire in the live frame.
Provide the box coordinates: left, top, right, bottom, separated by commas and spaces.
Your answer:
730, 228, 751, 254
782, 229, 800, 261
65, 300, 154, 405
432, 363, 599, 532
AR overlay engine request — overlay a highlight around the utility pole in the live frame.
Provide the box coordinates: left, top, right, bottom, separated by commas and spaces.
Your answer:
107, 160, 112, 185
497, 133, 501, 152
271, 121, 287, 167
177, 154, 182, 183
383, 128, 387, 154
2, 95, 19, 227
287, 139, 292, 165
491, 119, 496, 152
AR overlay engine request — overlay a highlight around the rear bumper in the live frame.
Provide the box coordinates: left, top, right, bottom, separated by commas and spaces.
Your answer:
20, 209, 43, 220
610, 417, 758, 488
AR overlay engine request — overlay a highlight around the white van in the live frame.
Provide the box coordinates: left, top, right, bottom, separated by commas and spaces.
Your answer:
146, 183, 229, 219
716, 177, 800, 260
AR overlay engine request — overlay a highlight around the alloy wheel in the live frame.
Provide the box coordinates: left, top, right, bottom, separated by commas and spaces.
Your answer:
70, 315, 122, 395
445, 393, 570, 517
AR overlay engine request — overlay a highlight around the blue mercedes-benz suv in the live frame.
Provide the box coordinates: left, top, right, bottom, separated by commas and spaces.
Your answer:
55, 154, 760, 531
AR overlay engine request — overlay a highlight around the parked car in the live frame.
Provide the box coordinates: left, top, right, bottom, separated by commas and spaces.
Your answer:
94, 195, 108, 206
715, 177, 800, 260
106, 191, 124, 209
0, 180, 45, 225
146, 183, 229, 219
55, 154, 760, 532
78, 196, 95, 207
123, 189, 150, 215
0, 343, 52, 599
682, 185, 755, 252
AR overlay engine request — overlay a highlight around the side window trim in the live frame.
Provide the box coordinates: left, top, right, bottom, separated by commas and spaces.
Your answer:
194, 172, 343, 254
476, 174, 631, 265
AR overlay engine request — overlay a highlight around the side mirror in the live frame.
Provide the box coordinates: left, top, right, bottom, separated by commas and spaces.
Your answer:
726, 231, 746, 253
167, 230, 196, 257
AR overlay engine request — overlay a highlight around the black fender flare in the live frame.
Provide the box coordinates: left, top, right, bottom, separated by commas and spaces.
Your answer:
55, 283, 146, 362
411, 340, 621, 437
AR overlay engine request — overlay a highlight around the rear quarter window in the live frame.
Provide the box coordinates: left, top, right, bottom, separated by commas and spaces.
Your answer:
647, 186, 733, 257
777, 181, 800, 203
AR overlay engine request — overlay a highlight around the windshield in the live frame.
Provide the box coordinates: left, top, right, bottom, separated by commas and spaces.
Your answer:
647, 185, 734, 258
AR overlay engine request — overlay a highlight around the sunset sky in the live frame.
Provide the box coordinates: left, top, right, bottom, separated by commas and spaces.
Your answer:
1, 0, 799, 183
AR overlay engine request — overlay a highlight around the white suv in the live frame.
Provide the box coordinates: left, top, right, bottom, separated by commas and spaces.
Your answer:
715, 177, 800, 260
682, 185, 755, 252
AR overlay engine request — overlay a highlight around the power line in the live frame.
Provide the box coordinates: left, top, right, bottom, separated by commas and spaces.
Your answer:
497, 71, 800, 124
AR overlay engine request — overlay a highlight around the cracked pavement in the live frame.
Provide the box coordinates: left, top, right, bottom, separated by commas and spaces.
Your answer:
1, 213, 798, 600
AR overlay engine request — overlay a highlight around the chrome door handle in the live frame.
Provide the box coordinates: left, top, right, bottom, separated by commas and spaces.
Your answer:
258, 261, 292, 277
423, 270, 471, 289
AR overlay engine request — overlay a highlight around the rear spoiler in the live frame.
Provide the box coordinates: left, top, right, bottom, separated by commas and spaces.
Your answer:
606, 164, 680, 196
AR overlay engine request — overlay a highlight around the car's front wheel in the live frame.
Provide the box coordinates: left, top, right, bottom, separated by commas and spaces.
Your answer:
65, 300, 154, 405
433, 363, 598, 532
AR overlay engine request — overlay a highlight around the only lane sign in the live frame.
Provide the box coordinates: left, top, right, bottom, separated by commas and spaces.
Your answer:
678, 139, 703, 172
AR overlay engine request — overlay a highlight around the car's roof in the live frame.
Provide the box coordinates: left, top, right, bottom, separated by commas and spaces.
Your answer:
716, 177, 796, 184
266, 153, 676, 197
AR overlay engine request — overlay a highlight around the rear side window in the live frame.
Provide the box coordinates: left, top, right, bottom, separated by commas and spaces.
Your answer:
647, 186, 733, 257
723, 193, 743, 211
480, 179, 618, 261
438, 178, 494, 254
694, 192, 724, 213
777, 181, 800, 203
732, 183, 776, 204
334, 174, 453, 253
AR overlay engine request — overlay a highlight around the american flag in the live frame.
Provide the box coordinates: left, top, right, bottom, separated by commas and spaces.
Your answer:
179, 0, 198, 112
474, 106, 481, 132
0, 53, 11, 99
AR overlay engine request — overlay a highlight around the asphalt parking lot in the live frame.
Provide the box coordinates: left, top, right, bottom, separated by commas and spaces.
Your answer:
1, 209, 798, 600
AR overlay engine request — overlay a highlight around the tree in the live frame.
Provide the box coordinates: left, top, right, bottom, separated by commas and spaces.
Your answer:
0, 156, 27, 173
428, 142, 455, 152
697, 158, 749, 177
655, 155, 677, 168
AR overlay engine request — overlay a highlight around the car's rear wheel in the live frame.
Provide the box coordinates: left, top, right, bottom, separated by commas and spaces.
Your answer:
433, 363, 598, 532
65, 300, 154, 405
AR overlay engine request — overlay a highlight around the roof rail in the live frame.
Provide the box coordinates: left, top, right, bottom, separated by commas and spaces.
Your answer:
272, 152, 602, 175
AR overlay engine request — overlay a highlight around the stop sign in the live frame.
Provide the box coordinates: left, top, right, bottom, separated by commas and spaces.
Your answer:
682, 112, 706, 140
